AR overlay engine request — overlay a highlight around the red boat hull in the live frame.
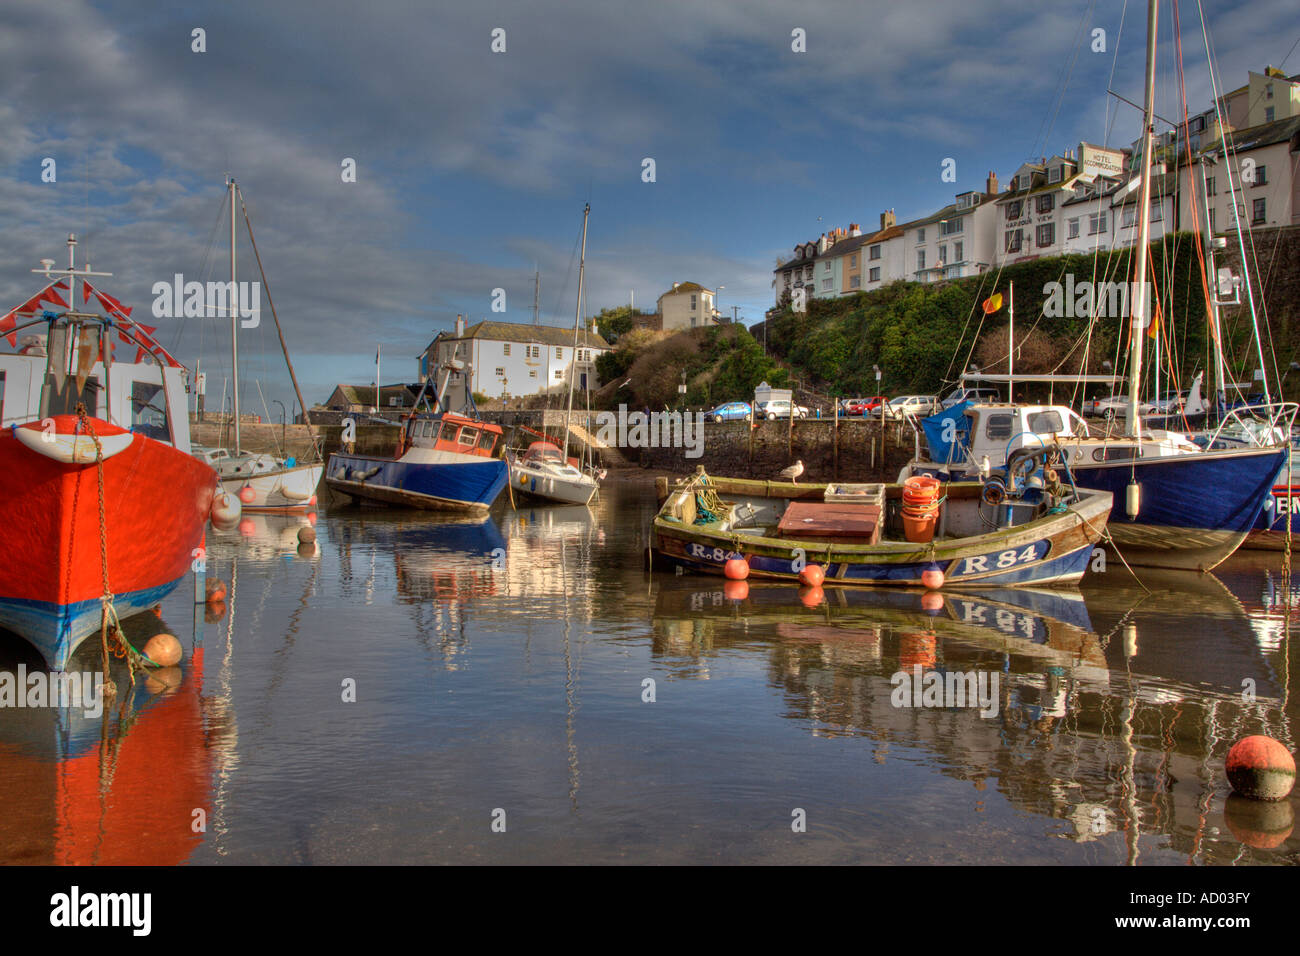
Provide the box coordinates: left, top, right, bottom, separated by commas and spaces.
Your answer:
0, 422, 216, 668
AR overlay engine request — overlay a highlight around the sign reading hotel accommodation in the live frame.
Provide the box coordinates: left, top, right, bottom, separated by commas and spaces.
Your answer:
1079, 143, 1124, 179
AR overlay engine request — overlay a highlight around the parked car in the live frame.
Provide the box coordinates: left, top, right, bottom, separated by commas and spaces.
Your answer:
845, 396, 888, 416
758, 400, 810, 420
882, 394, 939, 420
939, 386, 1001, 409
1083, 394, 1156, 418
705, 401, 753, 422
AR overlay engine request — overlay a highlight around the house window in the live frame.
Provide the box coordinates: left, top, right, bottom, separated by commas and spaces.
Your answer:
1122, 207, 1136, 228
849, 254, 858, 267
1005, 201, 1022, 220
1036, 223, 1054, 247
916, 250, 926, 271
821, 278, 832, 290
1254, 165, 1267, 186
1265, 106, 1275, 122
1088, 212, 1107, 234
1004, 229, 1022, 253
938, 244, 947, 265
529, 370, 537, 378
953, 241, 963, 262
495, 367, 504, 376
822, 261, 831, 273
1266, 82, 1274, 99
1252, 198, 1266, 224
869, 245, 881, 260
555, 347, 563, 359
869, 267, 881, 282
503, 343, 511, 356
917, 228, 925, 242
1150, 203, 1162, 222
1036, 194, 1055, 213
1049, 166, 1062, 184
1067, 218, 1080, 239
849, 275, 861, 289
940, 218, 962, 235
554, 369, 563, 379
691, 294, 697, 310
1206, 177, 1216, 196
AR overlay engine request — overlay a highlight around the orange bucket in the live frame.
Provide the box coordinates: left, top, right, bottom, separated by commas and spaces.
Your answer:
902, 509, 937, 543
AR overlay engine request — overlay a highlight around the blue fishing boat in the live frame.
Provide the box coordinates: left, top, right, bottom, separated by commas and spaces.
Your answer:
325, 411, 507, 515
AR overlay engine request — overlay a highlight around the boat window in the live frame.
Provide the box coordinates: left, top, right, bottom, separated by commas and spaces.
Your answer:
439, 421, 459, 443
478, 431, 496, 453
984, 414, 1014, 440
1027, 411, 1065, 434
130, 381, 169, 441
420, 421, 434, 439
457, 426, 479, 446
1092, 446, 1138, 462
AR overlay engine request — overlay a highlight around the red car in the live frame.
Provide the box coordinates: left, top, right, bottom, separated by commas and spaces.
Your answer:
846, 396, 887, 415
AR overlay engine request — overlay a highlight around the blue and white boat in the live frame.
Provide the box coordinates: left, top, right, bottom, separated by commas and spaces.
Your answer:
326, 411, 507, 515
905, 400, 1287, 571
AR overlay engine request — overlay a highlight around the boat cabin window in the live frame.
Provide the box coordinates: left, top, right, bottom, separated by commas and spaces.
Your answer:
457, 426, 479, 447
1092, 446, 1139, 462
477, 431, 497, 454
1027, 410, 1065, 434
130, 381, 170, 441
984, 414, 1014, 441
439, 421, 460, 443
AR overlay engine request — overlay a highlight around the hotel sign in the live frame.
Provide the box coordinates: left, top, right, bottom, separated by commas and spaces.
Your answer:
1080, 144, 1124, 179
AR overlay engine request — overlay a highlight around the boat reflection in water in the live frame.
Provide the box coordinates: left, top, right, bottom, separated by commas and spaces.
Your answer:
0, 607, 230, 864
651, 570, 1295, 861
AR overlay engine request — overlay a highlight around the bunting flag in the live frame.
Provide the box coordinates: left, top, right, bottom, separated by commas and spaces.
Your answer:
4, 280, 70, 345
981, 293, 1003, 314
0, 310, 15, 348
83, 280, 180, 368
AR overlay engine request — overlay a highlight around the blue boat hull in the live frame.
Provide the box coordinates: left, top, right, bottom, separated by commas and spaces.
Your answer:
325, 453, 507, 514
0, 579, 182, 671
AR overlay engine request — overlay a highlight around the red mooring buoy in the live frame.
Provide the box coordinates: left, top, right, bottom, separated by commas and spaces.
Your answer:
724, 558, 749, 580
1226, 735, 1296, 802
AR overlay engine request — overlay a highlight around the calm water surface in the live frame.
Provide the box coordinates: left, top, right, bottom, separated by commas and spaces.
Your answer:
2, 479, 1298, 865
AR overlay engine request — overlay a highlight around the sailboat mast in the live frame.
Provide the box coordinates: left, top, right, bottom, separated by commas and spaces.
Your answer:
229, 177, 241, 455
1126, 0, 1159, 440
563, 204, 589, 460
533, 270, 540, 326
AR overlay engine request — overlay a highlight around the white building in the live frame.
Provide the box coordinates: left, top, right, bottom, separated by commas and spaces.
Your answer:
419, 316, 611, 406
903, 173, 1002, 282
657, 282, 718, 330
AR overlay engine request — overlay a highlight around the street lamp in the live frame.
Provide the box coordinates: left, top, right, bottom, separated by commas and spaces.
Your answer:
715, 285, 725, 324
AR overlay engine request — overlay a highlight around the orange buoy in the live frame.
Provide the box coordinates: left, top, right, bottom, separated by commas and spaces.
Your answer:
920, 591, 945, 614
799, 564, 825, 587
205, 579, 227, 603
238, 517, 256, 536
798, 585, 825, 607
724, 557, 749, 580
238, 485, 257, 504
1224, 794, 1294, 849
298, 526, 317, 544
1226, 736, 1296, 801
723, 579, 749, 602
921, 565, 945, 590
307, 510, 318, 526
142, 633, 183, 667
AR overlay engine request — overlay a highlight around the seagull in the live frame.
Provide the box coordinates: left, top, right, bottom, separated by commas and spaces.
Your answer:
779, 460, 804, 483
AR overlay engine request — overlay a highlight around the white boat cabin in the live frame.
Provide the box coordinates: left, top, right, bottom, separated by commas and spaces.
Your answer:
0, 329, 192, 454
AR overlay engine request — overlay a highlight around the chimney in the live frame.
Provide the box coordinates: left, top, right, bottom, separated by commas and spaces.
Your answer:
849, 222, 861, 237
880, 209, 896, 230
986, 171, 999, 195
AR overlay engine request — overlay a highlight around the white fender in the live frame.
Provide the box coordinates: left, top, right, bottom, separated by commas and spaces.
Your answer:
14, 425, 134, 464
210, 487, 242, 529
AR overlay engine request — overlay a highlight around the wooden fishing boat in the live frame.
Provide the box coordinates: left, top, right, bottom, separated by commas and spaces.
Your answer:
326, 411, 506, 515
651, 467, 1111, 589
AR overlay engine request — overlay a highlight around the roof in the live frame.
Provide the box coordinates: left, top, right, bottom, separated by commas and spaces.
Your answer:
437, 320, 609, 349
330, 383, 419, 406
658, 281, 712, 299
773, 226, 902, 273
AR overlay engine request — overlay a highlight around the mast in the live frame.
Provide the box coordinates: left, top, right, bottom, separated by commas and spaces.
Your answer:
1007, 281, 1014, 404
563, 204, 589, 462
1126, 0, 1159, 440
533, 270, 540, 326
229, 177, 241, 455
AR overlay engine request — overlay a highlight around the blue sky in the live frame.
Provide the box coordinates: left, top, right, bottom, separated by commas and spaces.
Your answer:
2, 0, 1295, 412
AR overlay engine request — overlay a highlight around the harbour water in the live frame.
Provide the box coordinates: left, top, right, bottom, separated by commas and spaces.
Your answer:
1, 476, 1296, 865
